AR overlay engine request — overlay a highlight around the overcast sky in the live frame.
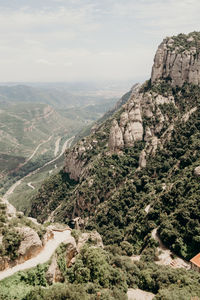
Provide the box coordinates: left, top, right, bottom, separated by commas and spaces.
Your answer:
0, 0, 199, 83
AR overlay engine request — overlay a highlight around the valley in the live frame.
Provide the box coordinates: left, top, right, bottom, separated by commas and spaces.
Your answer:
2, 135, 75, 213
0, 83, 119, 212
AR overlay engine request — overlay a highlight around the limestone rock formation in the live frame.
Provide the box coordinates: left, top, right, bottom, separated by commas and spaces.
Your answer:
151, 32, 200, 87
46, 255, 64, 284
17, 227, 43, 262
108, 119, 124, 150
0, 226, 45, 271
194, 166, 200, 177
46, 240, 77, 284
65, 140, 92, 181
42, 226, 54, 244
76, 231, 104, 253
45, 231, 103, 283
109, 93, 143, 151
64, 32, 199, 185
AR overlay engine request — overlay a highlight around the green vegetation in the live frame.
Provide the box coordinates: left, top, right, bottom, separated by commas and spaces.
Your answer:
0, 198, 46, 261
0, 264, 49, 300
167, 31, 200, 53
30, 81, 200, 263
0, 243, 200, 300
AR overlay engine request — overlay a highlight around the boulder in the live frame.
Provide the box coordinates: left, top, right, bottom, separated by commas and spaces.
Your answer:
77, 231, 104, 253
46, 255, 64, 284
17, 227, 42, 262
194, 166, 200, 177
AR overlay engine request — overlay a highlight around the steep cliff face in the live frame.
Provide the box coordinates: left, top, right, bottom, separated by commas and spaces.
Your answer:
64, 84, 140, 181
151, 32, 200, 87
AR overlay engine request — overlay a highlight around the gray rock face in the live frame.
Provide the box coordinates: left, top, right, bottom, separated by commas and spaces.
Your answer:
76, 231, 104, 253
0, 226, 44, 271
46, 240, 77, 284
109, 93, 144, 151
109, 119, 124, 150
17, 227, 42, 262
46, 255, 64, 284
151, 35, 200, 87
194, 166, 200, 177
65, 140, 93, 181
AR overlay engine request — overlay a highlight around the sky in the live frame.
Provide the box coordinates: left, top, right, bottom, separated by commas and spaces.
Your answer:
0, 0, 199, 83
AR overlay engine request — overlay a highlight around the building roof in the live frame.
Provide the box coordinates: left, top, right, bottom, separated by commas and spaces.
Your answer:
190, 253, 200, 268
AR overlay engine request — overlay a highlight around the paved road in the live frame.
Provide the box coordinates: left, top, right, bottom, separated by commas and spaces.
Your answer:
0, 230, 74, 281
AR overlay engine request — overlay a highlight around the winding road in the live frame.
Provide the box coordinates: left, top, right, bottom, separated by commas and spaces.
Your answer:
0, 230, 74, 281
0, 135, 76, 281
2, 136, 74, 206
27, 182, 35, 190
54, 137, 61, 157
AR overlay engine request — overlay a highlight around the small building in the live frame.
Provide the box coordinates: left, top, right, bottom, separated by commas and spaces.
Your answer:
190, 253, 200, 272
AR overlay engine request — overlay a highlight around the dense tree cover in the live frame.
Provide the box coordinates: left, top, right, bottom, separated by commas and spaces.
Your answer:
1, 243, 200, 300
30, 82, 200, 261
24, 80, 200, 299
30, 171, 77, 223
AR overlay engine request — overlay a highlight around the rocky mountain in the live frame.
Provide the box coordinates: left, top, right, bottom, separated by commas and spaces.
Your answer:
2, 32, 200, 299
151, 32, 200, 86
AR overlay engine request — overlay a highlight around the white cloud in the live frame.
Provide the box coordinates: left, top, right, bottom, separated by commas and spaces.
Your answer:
0, 1, 199, 81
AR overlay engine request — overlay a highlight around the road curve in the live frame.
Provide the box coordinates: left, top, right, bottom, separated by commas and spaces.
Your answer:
2, 136, 75, 207
0, 230, 74, 281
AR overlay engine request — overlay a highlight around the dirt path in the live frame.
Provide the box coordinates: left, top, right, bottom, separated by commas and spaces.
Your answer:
0, 230, 74, 281
54, 137, 61, 157
152, 228, 190, 269
2, 136, 75, 207
127, 288, 155, 300
27, 182, 35, 190
24, 135, 53, 166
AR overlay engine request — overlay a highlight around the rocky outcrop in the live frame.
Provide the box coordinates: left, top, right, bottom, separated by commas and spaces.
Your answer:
194, 166, 200, 177
17, 227, 43, 262
46, 240, 77, 284
42, 227, 54, 244
46, 230, 103, 284
65, 139, 95, 181
109, 119, 124, 150
64, 32, 199, 183
76, 231, 104, 253
65, 142, 88, 181
46, 255, 64, 284
109, 93, 143, 151
151, 33, 200, 87
0, 226, 46, 271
